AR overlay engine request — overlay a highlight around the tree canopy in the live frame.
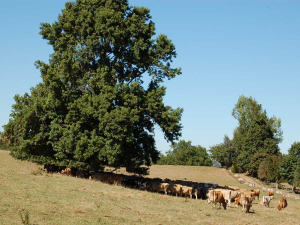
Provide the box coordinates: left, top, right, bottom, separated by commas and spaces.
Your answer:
209, 135, 236, 169
231, 96, 283, 174
279, 142, 300, 187
157, 140, 212, 166
3, 0, 183, 174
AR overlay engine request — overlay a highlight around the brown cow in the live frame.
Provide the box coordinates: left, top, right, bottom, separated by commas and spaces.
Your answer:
61, 167, 72, 176
148, 182, 170, 194
268, 191, 274, 196
208, 190, 227, 209
181, 186, 197, 199
105, 174, 124, 186
168, 184, 183, 197
251, 189, 260, 200
278, 197, 287, 211
235, 195, 252, 213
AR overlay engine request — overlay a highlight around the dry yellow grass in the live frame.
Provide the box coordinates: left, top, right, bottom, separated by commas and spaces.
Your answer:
0, 150, 299, 225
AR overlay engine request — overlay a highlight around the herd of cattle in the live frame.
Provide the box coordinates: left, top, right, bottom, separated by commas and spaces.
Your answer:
45, 165, 288, 213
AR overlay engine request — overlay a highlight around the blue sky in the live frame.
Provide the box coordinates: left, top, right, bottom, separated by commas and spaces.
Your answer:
0, 0, 299, 155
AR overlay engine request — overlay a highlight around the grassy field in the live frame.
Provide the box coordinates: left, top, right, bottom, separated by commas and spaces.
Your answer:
0, 150, 299, 225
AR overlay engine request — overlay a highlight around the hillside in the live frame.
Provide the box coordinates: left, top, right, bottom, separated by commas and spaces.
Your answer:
0, 150, 299, 225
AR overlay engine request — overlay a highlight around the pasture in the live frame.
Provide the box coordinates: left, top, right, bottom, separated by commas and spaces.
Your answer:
0, 150, 299, 225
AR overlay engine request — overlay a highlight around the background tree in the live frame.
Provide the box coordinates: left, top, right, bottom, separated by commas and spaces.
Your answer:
232, 95, 283, 175
157, 140, 212, 166
258, 154, 283, 187
279, 142, 300, 191
3, 0, 183, 174
209, 135, 236, 169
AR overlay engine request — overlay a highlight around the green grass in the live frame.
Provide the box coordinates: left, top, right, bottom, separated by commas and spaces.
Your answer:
0, 150, 299, 225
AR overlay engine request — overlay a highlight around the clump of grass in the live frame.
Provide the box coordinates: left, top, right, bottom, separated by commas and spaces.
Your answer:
30, 168, 43, 176
18, 209, 30, 224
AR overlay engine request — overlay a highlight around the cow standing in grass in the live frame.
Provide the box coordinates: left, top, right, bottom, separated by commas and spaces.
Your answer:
278, 197, 287, 211
208, 190, 227, 210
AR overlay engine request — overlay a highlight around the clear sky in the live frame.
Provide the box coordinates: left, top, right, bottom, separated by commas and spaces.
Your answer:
1, 0, 299, 155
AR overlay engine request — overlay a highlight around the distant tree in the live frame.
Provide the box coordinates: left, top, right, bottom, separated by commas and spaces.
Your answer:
258, 154, 283, 184
157, 140, 212, 166
232, 95, 283, 175
3, 0, 183, 174
209, 135, 236, 169
279, 142, 300, 191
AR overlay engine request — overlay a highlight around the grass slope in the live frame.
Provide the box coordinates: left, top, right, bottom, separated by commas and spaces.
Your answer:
0, 150, 299, 225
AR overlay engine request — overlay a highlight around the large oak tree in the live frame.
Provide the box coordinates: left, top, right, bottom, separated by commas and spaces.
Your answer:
4, 0, 183, 173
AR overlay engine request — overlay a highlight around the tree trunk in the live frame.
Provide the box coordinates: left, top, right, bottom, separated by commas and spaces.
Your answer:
293, 185, 296, 194
275, 181, 279, 190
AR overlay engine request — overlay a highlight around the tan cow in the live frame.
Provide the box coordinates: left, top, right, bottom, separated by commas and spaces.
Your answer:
236, 195, 252, 213
251, 189, 260, 200
278, 197, 287, 211
168, 184, 183, 197
268, 190, 274, 196
181, 186, 197, 199
208, 190, 227, 210
240, 190, 255, 201
61, 167, 72, 176
148, 182, 170, 194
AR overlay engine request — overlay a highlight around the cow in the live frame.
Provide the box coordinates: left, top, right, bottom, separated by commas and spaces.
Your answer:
89, 172, 109, 182
278, 197, 287, 211
76, 170, 89, 179
268, 190, 274, 196
251, 189, 260, 200
207, 190, 227, 210
213, 189, 232, 207
147, 182, 170, 194
235, 195, 252, 213
240, 190, 255, 201
61, 167, 72, 176
168, 184, 183, 197
260, 196, 275, 207
181, 186, 197, 199
105, 174, 124, 186
229, 191, 241, 203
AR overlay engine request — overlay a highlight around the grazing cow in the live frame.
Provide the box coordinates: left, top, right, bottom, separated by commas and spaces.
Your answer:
207, 190, 227, 209
260, 196, 275, 207
278, 197, 287, 211
61, 167, 72, 176
268, 191, 274, 196
241, 195, 252, 213
168, 184, 183, 197
251, 189, 260, 200
181, 186, 197, 199
147, 182, 170, 194
214, 189, 232, 207
235, 195, 252, 213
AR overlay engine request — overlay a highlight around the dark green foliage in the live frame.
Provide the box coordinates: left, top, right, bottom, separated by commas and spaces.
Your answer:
257, 154, 282, 182
279, 142, 300, 186
3, 0, 183, 174
157, 140, 212, 166
209, 135, 236, 169
231, 95, 282, 174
